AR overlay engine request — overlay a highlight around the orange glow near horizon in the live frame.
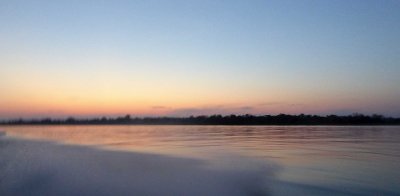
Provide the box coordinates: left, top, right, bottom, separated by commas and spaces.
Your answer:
2, 66, 397, 118
1, 94, 397, 118
1, 63, 395, 118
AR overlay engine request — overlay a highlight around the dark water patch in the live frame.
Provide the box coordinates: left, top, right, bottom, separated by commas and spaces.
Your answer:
271, 180, 400, 196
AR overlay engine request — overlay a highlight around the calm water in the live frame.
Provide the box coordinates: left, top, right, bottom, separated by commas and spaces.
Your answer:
1, 125, 400, 195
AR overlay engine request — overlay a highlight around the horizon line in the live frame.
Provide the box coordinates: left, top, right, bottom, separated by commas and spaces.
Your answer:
1, 113, 398, 120
2, 113, 400, 126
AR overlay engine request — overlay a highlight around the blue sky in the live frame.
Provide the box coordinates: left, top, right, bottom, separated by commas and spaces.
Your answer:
1, 0, 400, 118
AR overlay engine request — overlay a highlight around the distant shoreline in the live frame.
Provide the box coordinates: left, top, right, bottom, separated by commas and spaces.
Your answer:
2, 114, 400, 126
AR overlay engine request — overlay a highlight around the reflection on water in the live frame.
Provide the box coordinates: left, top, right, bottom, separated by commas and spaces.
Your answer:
1, 125, 400, 195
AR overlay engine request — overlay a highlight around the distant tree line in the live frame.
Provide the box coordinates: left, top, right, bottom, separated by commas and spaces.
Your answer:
1, 113, 400, 125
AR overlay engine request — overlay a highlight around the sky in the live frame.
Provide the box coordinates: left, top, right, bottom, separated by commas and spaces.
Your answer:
1, 0, 400, 119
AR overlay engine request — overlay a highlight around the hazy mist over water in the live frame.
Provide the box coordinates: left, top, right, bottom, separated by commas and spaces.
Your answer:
1, 125, 399, 195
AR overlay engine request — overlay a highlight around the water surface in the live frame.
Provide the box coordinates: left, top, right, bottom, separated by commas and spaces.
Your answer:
1, 125, 399, 195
